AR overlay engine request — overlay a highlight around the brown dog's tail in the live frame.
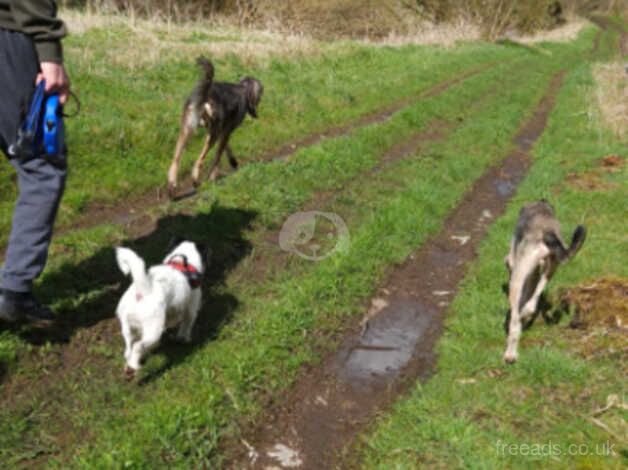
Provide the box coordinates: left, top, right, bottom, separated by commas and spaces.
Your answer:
543, 225, 586, 262
195, 56, 214, 102
196, 56, 214, 82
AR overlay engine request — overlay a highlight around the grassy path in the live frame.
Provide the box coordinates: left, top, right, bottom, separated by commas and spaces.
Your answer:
0, 23, 608, 469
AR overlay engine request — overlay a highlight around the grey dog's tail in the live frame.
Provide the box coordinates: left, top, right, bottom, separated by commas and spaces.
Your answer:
543, 225, 586, 261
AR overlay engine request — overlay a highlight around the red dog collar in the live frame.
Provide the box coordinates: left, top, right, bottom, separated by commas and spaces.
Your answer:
167, 257, 202, 289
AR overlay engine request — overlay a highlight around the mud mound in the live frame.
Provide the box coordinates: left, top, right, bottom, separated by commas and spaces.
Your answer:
600, 154, 625, 170
559, 277, 628, 360
565, 172, 616, 191
565, 154, 625, 192
562, 277, 627, 329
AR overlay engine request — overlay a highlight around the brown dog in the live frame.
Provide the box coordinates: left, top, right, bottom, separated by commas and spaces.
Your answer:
167, 57, 263, 198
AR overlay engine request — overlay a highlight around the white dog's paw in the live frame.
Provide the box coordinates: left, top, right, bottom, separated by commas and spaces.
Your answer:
503, 351, 518, 364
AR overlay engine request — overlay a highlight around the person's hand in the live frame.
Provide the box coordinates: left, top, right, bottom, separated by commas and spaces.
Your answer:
36, 62, 70, 104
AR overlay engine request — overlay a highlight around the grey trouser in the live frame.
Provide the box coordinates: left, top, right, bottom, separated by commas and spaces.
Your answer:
0, 29, 67, 293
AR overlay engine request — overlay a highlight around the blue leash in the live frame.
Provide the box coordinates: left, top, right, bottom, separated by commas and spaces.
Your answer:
8, 80, 64, 160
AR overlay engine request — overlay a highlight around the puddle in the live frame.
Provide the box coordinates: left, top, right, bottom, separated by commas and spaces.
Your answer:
338, 300, 435, 384
494, 177, 516, 196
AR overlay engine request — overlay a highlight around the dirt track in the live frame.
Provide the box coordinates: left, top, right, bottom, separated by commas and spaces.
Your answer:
229, 71, 566, 470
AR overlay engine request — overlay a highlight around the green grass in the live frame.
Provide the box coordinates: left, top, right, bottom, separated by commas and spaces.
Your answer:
359, 30, 627, 470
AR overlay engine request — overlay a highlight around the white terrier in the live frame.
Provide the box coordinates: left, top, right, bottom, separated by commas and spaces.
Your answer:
115, 240, 205, 377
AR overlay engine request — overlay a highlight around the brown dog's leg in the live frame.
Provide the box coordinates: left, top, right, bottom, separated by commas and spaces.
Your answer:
208, 135, 229, 182
192, 134, 215, 188
168, 125, 192, 198
226, 144, 238, 169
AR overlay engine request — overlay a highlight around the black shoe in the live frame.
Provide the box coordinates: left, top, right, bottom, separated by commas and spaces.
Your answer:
0, 290, 20, 323
0, 290, 55, 326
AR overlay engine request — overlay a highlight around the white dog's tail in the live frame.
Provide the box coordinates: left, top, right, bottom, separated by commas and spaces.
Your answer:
116, 247, 151, 296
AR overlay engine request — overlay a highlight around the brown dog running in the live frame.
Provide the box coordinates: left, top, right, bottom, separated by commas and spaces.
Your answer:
167, 57, 263, 198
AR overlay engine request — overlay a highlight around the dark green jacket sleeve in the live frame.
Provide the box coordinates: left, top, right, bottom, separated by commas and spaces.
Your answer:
11, 0, 66, 63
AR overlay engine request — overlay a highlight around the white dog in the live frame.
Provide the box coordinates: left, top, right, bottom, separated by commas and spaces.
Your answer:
115, 240, 205, 377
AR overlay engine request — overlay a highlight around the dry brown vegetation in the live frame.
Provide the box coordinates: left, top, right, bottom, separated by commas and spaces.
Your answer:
62, 8, 321, 68
517, 15, 591, 43
62, 0, 625, 39
593, 61, 628, 141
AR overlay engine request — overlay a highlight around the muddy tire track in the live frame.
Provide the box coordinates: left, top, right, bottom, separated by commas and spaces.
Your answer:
297, 80, 507, 219
230, 70, 566, 470
257, 63, 496, 163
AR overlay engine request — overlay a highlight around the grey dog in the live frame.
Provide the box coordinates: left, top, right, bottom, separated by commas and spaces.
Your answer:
503, 200, 586, 363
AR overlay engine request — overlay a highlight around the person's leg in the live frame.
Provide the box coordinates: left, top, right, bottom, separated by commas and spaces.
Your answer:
0, 29, 38, 156
0, 29, 67, 323
3, 155, 67, 291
